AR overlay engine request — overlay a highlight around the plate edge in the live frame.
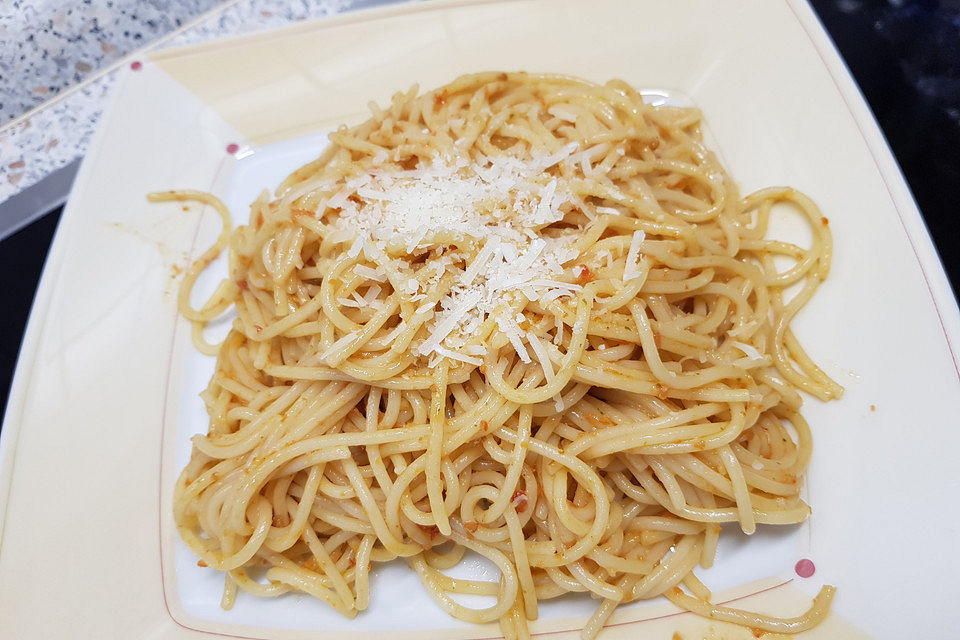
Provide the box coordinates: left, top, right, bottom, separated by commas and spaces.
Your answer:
0, 66, 138, 553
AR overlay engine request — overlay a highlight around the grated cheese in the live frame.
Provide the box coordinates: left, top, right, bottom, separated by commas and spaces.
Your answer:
623, 230, 646, 281
333, 152, 575, 248
527, 330, 555, 381
347, 234, 366, 258
433, 345, 483, 366
353, 264, 386, 282
496, 313, 531, 363
327, 149, 597, 360
322, 331, 360, 363
460, 238, 497, 287
415, 301, 437, 315
362, 284, 383, 307
418, 290, 484, 356
380, 321, 407, 346
463, 344, 487, 357
730, 341, 763, 360
553, 394, 564, 411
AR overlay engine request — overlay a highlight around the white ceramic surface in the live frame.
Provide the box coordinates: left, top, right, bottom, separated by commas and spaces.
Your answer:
2, 1, 958, 638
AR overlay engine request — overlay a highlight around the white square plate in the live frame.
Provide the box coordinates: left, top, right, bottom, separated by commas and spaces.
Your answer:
2, 1, 959, 638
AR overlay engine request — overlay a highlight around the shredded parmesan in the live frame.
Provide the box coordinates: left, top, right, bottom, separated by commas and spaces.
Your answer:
329, 150, 590, 360
347, 234, 366, 258
415, 301, 437, 315
362, 285, 382, 307
527, 331, 555, 381
380, 321, 407, 346
419, 290, 484, 356
731, 341, 763, 360
322, 331, 360, 362
353, 264, 386, 282
623, 230, 646, 281
433, 345, 483, 366
496, 313, 531, 363
463, 344, 487, 357
333, 152, 574, 248
461, 238, 497, 287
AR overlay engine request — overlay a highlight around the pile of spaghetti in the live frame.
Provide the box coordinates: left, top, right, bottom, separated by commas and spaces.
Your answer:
155, 72, 843, 639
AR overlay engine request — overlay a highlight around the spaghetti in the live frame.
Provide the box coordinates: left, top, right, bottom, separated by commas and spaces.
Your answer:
154, 72, 841, 639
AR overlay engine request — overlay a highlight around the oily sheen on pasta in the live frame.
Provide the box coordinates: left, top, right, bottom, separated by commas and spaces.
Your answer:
155, 72, 842, 639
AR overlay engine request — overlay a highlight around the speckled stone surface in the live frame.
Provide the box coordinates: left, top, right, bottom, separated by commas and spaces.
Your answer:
0, 0, 226, 124
0, 0, 381, 205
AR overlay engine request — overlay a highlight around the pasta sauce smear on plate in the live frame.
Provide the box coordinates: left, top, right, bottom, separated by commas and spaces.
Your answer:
151, 72, 841, 639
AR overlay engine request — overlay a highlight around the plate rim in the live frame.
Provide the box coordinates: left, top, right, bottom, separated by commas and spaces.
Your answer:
2, 0, 958, 637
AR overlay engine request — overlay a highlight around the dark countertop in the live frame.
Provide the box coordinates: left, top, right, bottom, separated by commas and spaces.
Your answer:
2, 0, 959, 420
813, 0, 960, 287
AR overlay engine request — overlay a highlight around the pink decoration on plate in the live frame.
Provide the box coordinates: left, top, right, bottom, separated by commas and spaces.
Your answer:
130, 61, 142, 71
795, 558, 815, 578
226, 143, 239, 155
